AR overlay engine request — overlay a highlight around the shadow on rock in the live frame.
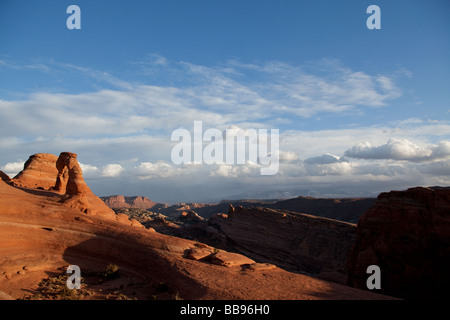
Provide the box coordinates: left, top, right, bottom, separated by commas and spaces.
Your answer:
62, 234, 209, 300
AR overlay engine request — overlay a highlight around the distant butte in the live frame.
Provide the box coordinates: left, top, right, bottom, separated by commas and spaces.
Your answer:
101, 195, 157, 210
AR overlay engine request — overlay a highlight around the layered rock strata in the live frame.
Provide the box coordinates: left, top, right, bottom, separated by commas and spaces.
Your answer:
11, 153, 58, 190
101, 195, 157, 210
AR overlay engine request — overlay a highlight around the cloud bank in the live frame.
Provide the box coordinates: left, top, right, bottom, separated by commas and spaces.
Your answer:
0, 56, 448, 202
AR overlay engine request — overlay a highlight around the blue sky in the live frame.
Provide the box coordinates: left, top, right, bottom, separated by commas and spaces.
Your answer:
0, 0, 449, 202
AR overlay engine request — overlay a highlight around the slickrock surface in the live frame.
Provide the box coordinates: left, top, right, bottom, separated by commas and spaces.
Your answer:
208, 205, 357, 277
11, 153, 58, 190
347, 187, 450, 299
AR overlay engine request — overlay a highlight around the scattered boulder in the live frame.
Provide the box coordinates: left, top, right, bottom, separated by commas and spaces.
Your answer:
243, 263, 277, 272
186, 247, 215, 261
209, 251, 255, 267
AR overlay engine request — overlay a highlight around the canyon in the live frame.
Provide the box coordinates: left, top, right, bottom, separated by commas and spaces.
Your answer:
0, 152, 393, 300
1, 151, 448, 300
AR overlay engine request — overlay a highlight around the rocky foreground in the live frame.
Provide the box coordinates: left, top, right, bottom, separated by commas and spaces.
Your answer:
0, 152, 394, 300
106, 190, 450, 300
207, 187, 450, 300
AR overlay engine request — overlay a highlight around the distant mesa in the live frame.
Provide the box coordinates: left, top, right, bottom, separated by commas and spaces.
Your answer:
101, 195, 157, 210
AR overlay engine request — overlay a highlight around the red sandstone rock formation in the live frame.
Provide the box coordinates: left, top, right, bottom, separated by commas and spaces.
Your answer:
180, 210, 205, 222
346, 187, 450, 299
0, 177, 394, 300
8, 152, 122, 223
54, 152, 89, 195
0, 170, 11, 182
11, 153, 58, 190
101, 195, 157, 210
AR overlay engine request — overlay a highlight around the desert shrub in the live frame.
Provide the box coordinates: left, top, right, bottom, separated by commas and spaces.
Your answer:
102, 264, 120, 280
21, 273, 87, 300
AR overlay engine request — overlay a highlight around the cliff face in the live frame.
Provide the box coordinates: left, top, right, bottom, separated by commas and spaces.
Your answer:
347, 187, 450, 299
101, 195, 157, 210
208, 205, 357, 277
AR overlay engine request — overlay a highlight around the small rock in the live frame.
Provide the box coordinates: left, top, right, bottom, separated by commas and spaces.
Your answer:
194, 242, 211, 249
3, 272, 12, 280
186, 248, 214, 261
244, 263, 277, 271
163, 244, 188, 253
210, 252, 255, 267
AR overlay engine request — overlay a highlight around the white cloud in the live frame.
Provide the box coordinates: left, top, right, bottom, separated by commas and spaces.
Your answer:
279, 150, 298, 162
0, 57, 407, 148
79, 162, 99, 178
419, 159, 450, 176
305, 153, 342, 164
344, 138, 450, 162
0, 56, 447, 201
209, 163, 262, 178
303, 156, 354, 176
0, 161, 25, 177
134, 161, 179, 179
432, 141, 450, 158
101, 164, 124, 178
